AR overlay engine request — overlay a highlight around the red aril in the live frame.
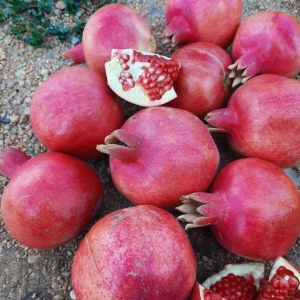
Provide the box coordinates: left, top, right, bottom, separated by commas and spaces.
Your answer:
72, 205, 197, 300
205, 74, 300, 168
165, 0, 242, 48
168, 42, 232, 117
177, 158, 300, 260
82, 4, 157, 75
105, 49, 180, 106
30, 67, 124, 159
97, 107, 219, 211
229, 12, 300, 87
0, 148, 102, 249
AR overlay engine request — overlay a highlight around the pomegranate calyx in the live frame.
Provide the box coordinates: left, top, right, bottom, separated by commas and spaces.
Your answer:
205, 108, 237, 133
96, 129, 142, 162
105, 49, 180, 107
0, 147, 31, 178
176, 193, 221, 229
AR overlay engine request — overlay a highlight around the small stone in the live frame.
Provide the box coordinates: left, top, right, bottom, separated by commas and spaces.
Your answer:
10, 115, 20, 125
41, 68, 49, 76
19, 115, 28, 124
54, 9, 62, 16
70, 290, 77, 300
25, 96, 32, 103
4, 38, 11, 45
1, 117, 10, 124
7, 81, 16, 88
24, 107, 30, 115
55, 1, 66, 10
28, 255, 37, 264
51, 282, 59, 290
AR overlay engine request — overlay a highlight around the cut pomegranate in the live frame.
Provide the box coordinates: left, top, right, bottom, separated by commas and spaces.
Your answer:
105, 49, 180, 107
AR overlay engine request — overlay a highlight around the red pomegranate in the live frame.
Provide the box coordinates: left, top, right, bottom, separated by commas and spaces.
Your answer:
168, 42, 232, 117
30, 67, 124, 159
97, 107, 219, 211
0, 148, 102, 249
72, 205, 197, 300
82, 4, 157, 75
165, 0, 242, 48
229, 12, 300, 87
177, 158, 300, 261
205, 74, 300, 168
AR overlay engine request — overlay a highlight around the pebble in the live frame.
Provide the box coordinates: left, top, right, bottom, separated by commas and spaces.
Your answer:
1, 117, 10, 124
28, 255, 37, 264
51, 282, 59, 290
55, 1, 66, 10
4, 38, 11, 45
41, 68, 49, 76
23, 107, 30, 115
9, 115, 20, 125
69, 290, 77, 300
19, 115, 28, 124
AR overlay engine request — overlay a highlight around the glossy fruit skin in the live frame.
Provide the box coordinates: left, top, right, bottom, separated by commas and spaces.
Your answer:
206, 74, 300, 168
169, 42, 232, 117
1, 152, 102, 249
83, 4, 157, 75
207, 158, 300, 260
105, 107, 219, 211
30, 67, 124, 159
72, 205, 197, 300
232, 11, 300, 77
165, 0, 242, 48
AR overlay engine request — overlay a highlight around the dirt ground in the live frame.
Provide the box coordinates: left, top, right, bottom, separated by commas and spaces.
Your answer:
0, 0, 300, 299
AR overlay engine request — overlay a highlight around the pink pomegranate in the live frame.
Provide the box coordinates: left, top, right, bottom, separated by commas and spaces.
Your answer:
63, 43, 85, 64
165, 0, 242, 48
105, 49, 180, 107
82, 4, 157, 75
0, 148, 102, 249
205, 74, 300, 168
97, 107, 219, 211
190, 257, 300, 300
72, 205, 197, 300
229, 11, 300, 87
177, 158, 300, 260
168, 42, 232, 117
30, 67, 124, 159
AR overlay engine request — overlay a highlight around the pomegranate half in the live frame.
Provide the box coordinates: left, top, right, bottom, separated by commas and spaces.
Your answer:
97, 107, 219, 211
72, 205, 197, 300
177, 158, 300, 261
0, 148, 102, 249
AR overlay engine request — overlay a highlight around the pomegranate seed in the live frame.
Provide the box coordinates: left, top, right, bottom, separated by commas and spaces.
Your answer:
150, 82, 156, 88
126, 79, 135, 88
121, 63, 129, 71
122, 83, 130, 91
122, 53, 130, 62
288, 276, 299, 288
157, 74, 166, 82
155, 68, 163, 75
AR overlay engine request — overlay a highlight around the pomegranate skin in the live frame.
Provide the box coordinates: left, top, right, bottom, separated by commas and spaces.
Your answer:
231, 11, 300, 79
83, 4, 157, 75
30, 67, 124, 159
72, 205, 197, 300
98, 107, 219, 211
1, 152, 102, 249
169, 42, 232, 117
206, 74, 300, 168
165, 0, 242, 48
178, 158, 300, 261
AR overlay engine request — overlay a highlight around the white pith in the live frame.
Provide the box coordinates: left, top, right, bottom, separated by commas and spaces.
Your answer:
105, 49, 178, 107
202, 263, 265, 289
269, 257, 300, 289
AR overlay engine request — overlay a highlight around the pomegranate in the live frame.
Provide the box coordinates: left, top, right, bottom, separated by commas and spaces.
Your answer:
229, 12, 300, 87
176, 158, 300, 260
205, 74, 300, 168
63, 43, 85, 64
0, 148, 102, 249
165, 0, 242, 48
72, 205, 197, 300
82, 4, 157, 75
105, 49, 180, 107
168, 42, 232, 117
190, 257, 300, 300
30, 67, 124, 159
97, 107, 219, 211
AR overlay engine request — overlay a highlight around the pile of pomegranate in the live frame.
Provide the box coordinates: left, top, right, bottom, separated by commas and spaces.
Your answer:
0, 1, 300, 299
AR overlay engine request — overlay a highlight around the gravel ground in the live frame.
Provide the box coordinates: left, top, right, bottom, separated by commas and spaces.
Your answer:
0, 0, 300, 299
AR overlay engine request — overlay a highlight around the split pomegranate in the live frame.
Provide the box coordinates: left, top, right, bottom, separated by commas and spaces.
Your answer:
190, 257, 300, 300
229, 11, 300, 87
168, 42, 232, 117
97, 107, 219, 211
30, 67, 124, 159
105, 49, 180, 106
81, 4, 157, 75
176, 158, 300, 260
165, 0, 242, 48
72, 205, 197, 300
205, 74, 300, 168
0, 148, 102, 249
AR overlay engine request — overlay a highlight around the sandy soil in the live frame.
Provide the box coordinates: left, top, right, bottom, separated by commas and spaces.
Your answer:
0, 0, 300, 299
